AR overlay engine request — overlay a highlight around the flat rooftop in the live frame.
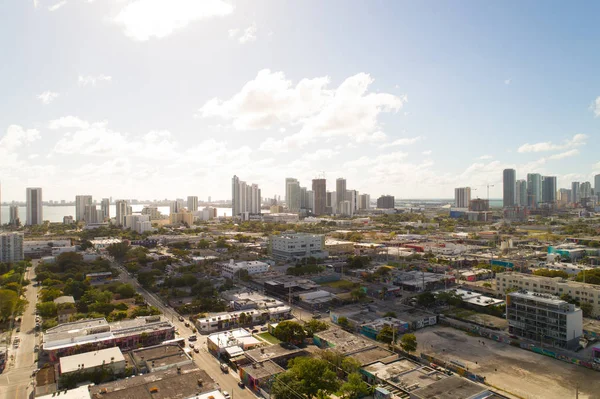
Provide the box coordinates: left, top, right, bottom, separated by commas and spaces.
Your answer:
37, 385, 91, 399
244, 344, 305, 363
347, 347, 398, 366
88, 366, 215, 399
363, 359, 418, 381
240, 360, 285, 380
60, 347, 124, 374
131, 344, 191, 369
411, 375, 492, 399
314, 329, 376, 355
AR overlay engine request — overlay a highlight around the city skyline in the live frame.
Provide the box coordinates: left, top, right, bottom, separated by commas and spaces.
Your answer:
1, 1, 600, 200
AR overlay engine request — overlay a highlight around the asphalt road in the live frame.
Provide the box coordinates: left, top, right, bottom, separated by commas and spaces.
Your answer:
0, 260, 41, 399
114, 263, 258, 399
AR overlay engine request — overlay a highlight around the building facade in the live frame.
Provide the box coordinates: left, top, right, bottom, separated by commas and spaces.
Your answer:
232, 175, 261, 218
571, 182, 580, 204
269, 232, 326, 261
101, 198, 110, 221
377, 195, 395, 209
312, 179, 326, 216
454, 187, 471, 208
75, 195, 93, 222
0, 233, 24, 263
9, 205, 19, 226
503, 169, 516, 207
115, 200, 131, 227
187, 196, 198, 212
542, 176, 557, 204
506, 290, 582, 349
219, 260, 270, 279
359, 194, 371, 210
527, 173, 542, 208
515, 179, 527, 207
26, 187, 43, 225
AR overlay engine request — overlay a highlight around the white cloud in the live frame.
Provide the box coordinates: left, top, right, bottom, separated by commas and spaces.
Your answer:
37, 91, 59, 104
200, 69, 404, 152
238, 23, 256, 44
29, 154, 39, 159
381, 136, 421, 148
422, 150, 432, 155
228, 28, 239, 38
34, 0, 39, 8
0, 125, 41, 151
592, 97, 600, 117
78, 74, 112, 86
593, 161, 600, 170
114, 0, 234, 41
48, 1, 67, 11
547, 149, 579, 160
48, 116, 91, 130
517, 134, 587, 153
504, 78, 511, 85
478, 155, 493, 160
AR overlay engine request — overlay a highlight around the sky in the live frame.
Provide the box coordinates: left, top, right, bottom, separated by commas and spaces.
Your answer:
1, 0, 599, 202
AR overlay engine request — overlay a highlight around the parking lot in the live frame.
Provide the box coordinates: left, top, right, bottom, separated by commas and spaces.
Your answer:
415, 325, 600, 399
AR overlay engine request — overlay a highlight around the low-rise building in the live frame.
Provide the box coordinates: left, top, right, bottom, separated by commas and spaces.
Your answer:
360, 317, 410, 340
196, 306, 291, 333
324, 239, 355, 255
219, 259, 270, 279
43, 316, 175, 362
496, 271, 600, 317
130, 343, 193, 373
59, 347, 126, 377
89, 237, 122, 250
269, 232, 327, 261
206, 329, 261, 356
0, 232, 24, 263
313, 328, 376, 355
240, 360, 285, 394
507, 290, 583, 349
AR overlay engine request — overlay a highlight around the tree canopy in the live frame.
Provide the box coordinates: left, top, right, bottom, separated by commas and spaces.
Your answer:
400, 333, 417, 353
273, 320, 306, 345
271, 357, 340, 399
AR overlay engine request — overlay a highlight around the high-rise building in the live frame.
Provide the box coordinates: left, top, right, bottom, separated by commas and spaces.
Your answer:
571, 182, 580, 204
503, 169, 516, 207
580, 182, 593, 200
541, 176, 557, 204
232, 175, 261, 218
377, 195, 395, 209
358, 194, 371, 210
26, 187, 43, 226
454, 187, 471, 208
300, 186, 308, 209
0, 232, 24, 263
286, 178, 301, 212
306, 190, 314, 212
101, 198, 110, 221
9, 205, 19, 226
75, 195, 93, 222
336, 178, 347, 214
595, 174, 600, 196
187, 196, 198, 212
115, 200, 130, 227
515, 180, 527, 207
339, 200, 353, 216
326, 191, 337, 215
170, 201, 181, 215
527, 173, 542, 208
312, 179, 326, 216
84, 205, 98, 224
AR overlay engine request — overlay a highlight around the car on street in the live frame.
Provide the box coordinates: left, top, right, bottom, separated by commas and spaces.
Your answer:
194, 347, 200, 353
188, 335, 197, 341
184, 322, 190, 327
251, 329, 258, 334
220, 364, 229, 373
238, 381, 245, 389
189, 343, 195, 349
178, 316, 184, 322
260, 326, 268, 331
222, 391, 230, 399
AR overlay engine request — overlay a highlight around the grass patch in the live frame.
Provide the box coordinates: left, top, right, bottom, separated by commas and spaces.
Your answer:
319, 280, 359, 290
445, 307, 477, 319
257, 332, 281, 344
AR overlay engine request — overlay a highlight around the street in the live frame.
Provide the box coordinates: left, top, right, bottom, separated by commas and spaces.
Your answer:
0, 260, 41, 399
114, 264, 258, 399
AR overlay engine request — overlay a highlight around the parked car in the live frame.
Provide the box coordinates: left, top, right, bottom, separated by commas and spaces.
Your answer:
238, 381, 245, 389
260, 326, 268, 331
178, 316, 184, 322
222, 392, 230, 399
189, 343, 195, 349
188, 335, 197, 341
184, 322, 190, 327
220, 364, 229, 373
194, 347, 200, 353
251, 329, 258, 334
312, 313, 322, 319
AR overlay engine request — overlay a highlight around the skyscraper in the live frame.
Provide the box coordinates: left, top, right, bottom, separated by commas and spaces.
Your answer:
541, 176, 557, 204
527, 173, 542, 208
358, 194, 371, 210
580, 182, 593, 200
187, 196, 198, 212
515, 180, 527, 206
232, 175, 261, 217
454, 187, 471, 208
84, 205, 98, 224
312, 178, 326, 216
170, 201, 181, 214
75, 195, 93, 222
115, 200, 130, 227
9, 205, 19, 226
336, 178, 346, 214
101, 198, 110, 220
595, 174, 600, 196
286, 178, 301, 212
0, 232, 24, 263
26, 187, 43, 226
571, 182, 580, 204
503, 169, 516, 207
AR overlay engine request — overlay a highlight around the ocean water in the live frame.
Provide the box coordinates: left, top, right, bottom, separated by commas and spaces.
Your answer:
0, 205, 235, 224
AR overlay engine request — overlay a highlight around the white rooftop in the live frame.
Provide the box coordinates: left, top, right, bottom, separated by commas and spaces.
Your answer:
60, 347, 125, 374
37, 385, 92, 399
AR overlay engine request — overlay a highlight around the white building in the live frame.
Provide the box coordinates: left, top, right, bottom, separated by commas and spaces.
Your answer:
340, 200, 353, 217
0, 233, 24, 263
26, 187, 43, 225
59, 347, 126, 377
269, 232, 326, 261
187, 196, 198, 212
358, 194, 371, 210
454, 187, 471, 208
115, 200, 131, 227
507, 291, 582, 349
141, 206, 162, 220
232, 175, 262, 217
101, 198, 110, 220
124, 214, 152, 234
75, 195, 92, 222
219, 260, 270, 278
9, 205, 19, 226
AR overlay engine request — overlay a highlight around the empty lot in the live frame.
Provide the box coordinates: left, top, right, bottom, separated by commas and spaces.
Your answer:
415, 325, 600, 399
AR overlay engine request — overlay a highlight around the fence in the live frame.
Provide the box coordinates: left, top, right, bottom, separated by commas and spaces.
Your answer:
439, 316, 600, 372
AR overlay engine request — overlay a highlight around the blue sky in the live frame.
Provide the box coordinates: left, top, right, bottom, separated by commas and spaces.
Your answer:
1, 0, 599, 201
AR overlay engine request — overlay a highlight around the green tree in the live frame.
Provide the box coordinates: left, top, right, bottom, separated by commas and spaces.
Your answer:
350, 288, 366, 302
304, 319, 329, 337
340, 372, 370, 399
36, 301, 58, 318
376, 325, 396, 344
533, 269, 569, 279
400, 333, 417, 353
116, 283, 136, 299
106, 242, 131, 262
318, 350, 361, 374
337, 316, 350, 329
0, 289, 19, 321
272, 357, 340, 399
383, 311, 397, 318
273, 320, 306, 345
580, 302, 593, 317
40, 288, 63, 302
416, 292, 436, 307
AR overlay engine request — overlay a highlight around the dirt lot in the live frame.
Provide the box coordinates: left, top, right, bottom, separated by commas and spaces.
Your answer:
415, 325, 600, 399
